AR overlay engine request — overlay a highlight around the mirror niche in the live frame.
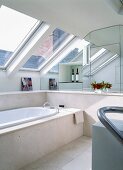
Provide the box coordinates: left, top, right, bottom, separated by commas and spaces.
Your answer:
43, 25, 123, 93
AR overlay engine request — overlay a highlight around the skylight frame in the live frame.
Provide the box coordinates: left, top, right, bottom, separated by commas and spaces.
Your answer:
82, 48, 107, 70
85, 54, 119, 76
97, 54, 118, 68
7, 22, 50, 76
0, 5, 42, 69
41, 37, 89, 75
49, 49, 84, 73
91, 54, 119, 75
21, 33, 75, 72
70, 50, 83, 63
2, 21, 42, 70
90, 48, 107, 62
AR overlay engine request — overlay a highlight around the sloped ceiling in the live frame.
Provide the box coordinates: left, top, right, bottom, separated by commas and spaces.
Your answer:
1, 0, 123, 39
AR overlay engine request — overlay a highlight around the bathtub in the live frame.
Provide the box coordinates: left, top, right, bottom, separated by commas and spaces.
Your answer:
0, 107, 57, 130
0, 107, 83, 170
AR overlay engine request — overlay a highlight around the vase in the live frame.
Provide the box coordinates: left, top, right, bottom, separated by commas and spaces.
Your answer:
105, 88, 109, 92
94, 89, 102, 94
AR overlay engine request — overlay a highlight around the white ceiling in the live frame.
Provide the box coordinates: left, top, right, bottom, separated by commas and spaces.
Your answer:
1, 0, 123, 39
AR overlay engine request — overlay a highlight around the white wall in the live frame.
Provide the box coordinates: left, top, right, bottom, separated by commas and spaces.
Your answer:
0, 53, 118, 94
0, 56, 121, 94
0, 91, 46, 111
0, 70, 58, 92
40, 72, 59, 90
0, 71, 41, 92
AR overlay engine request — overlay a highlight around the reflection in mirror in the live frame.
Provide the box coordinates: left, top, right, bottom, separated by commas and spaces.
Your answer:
119, 26, 123, 92
83, 25, 121, 93
48, 38, 89, 91
41, 25, 123, 93
90, 44, 120, 92
85, 25, 120, 46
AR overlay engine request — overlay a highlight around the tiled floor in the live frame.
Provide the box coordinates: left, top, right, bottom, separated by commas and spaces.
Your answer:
20, 136, 92, 170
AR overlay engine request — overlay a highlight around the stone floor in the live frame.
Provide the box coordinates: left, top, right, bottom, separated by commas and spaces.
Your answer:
20, 136, 92, 170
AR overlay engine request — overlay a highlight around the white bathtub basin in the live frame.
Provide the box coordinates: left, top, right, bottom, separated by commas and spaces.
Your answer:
0, 107, 57, 129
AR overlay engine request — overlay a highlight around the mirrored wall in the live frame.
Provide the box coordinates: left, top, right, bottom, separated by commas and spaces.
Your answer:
44, 25, 123, 93
84, 25, 121, 92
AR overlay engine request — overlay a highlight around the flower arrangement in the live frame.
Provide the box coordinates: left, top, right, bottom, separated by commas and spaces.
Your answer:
91, 81, 112, 90
104, 82, 112, 89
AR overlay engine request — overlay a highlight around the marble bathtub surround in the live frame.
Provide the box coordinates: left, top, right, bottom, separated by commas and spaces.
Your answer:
0, 90, 123, 169
0, 90, 123, 137
46, 91, 123, 136
0, 108, 83, 170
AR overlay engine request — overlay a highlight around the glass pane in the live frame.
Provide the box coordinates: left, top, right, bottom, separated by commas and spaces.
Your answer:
90, 48, 106, 62
85, 25, 119, 46
83, 25, 121, 92
22, 28, 70, 70
0, 50, 12, 66
49, 39, 89, 73
90, 45, 120, 92
23, 55, 45, 69
120, 26, 123, 92
0, 5, 38, 67
49, 48, 82, 73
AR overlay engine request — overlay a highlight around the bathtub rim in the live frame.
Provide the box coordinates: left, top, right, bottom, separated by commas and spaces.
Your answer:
0, 108, 83, 136
0, 107, 58, 130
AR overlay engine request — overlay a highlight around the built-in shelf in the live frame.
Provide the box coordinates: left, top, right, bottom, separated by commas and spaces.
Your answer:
59, 82, 83, 83
59, 63, 83, 90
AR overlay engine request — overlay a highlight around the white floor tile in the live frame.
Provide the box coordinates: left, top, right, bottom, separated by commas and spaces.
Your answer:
20, 136, 92, 170
62, 148, 92, 170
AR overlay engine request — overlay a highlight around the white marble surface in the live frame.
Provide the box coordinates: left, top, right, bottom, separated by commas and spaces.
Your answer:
20, 136, 92, 170
0, 89, 122, 96
46, 91, 123, 137
0, 109, 83, 170
46, 90, 123, 97
0, 90, 123, 138
0, 108, 83, 135
0, 91, 46, 111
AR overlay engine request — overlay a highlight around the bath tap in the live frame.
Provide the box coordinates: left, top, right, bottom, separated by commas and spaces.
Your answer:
43, 102, 50, 108
43, 102, 59, 113
56, 107, 60, 113
50, 106, 60, 113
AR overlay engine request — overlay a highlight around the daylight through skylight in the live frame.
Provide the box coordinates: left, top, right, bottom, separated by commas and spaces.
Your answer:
42, 38, 89, 74
49, 39, 89, 73
0, 5, 39, 67
22, 28, 73, 70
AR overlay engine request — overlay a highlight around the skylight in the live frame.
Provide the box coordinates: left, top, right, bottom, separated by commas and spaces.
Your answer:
90, 48, 106, 62
98, 54, 118, 68
49, 48, 81, 73
0, 5, 39, 68
86, 54, 118, 76
90, 54, 118, 75
49, 39, 89, 73
22, 28, 73, 70
42, 38, 89, 74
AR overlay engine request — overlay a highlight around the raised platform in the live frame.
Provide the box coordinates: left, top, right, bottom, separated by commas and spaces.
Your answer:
92, 120, 123, 170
